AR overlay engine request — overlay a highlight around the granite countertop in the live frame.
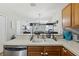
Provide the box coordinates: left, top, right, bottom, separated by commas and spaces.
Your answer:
4, 38, 62, 46
57, 39, 79, 56
1, 37, 79, 56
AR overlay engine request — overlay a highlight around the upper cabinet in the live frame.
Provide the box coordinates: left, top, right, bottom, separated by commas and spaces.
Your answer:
72, 3, 79, 28
62, 3, 79, 28
62, 4, 72, 27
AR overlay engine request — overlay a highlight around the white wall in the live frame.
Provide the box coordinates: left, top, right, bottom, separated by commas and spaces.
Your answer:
0, 9, 24, 41
6, 16, 24, 41
0, 16, 7, 43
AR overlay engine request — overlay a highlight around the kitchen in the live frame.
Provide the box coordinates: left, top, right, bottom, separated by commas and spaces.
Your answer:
0, 3, 79, 56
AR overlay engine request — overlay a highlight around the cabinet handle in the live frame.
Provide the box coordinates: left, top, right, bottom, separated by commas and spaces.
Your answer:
41, 52, 43, 55
45, 52, 48, 56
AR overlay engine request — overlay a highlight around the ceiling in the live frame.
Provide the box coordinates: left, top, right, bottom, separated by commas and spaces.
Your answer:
0, 3, 68, 18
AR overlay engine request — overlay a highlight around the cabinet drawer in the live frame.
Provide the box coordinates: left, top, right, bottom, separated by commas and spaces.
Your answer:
28, 46, 44, 52
44, 46, 61, 52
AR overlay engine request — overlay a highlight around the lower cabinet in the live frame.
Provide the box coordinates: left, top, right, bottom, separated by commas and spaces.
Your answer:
27, 46, 62, 56
44, 46, 62, 56
27, 46, 75, 56
27, 46, 44, 56
62, 47, 75, 56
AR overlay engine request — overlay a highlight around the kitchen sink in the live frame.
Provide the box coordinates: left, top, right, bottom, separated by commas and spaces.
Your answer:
31, 38, 56, 43
45, 38, 56, 43
31, 39, 44, 43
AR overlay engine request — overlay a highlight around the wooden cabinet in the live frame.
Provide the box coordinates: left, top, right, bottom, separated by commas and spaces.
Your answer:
27, 46, 62, 56
44, 46, 62, 56
27, 46, 44, 56
27, 46, 75, 56
62, 4, 72, 27
72, 3, 79, 28
62, 3, 79, 28
62, 47, 75, 56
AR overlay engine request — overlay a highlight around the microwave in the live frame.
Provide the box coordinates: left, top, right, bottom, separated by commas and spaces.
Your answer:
73, 34, 79, 41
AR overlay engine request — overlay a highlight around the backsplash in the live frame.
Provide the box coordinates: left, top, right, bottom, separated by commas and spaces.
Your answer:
16, 21, 60, 35
64, 28, 79, 35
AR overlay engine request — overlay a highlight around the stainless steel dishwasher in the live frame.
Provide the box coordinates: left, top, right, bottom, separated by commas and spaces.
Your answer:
3, 45, 27, 56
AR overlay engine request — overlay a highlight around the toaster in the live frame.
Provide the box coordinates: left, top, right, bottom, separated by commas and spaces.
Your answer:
73, 34, 79, 41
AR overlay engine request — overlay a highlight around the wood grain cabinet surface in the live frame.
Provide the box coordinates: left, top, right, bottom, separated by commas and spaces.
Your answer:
44, 46, 62, 56
27, 46, 44, 56
62, 4, 72, 27
72, 3, 79, 28
27, 46, 62, 56
62, 3, 79, 28
62, 47, 75, 56
27, 46, 75, 56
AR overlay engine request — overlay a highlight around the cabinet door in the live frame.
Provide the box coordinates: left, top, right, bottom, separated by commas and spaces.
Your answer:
27, 46, 44, 56
44, 46, 61, 56
44, 51, 60, 56
62, 4, 72, 27
72, 3, 79, 28
62, 48, 75, 56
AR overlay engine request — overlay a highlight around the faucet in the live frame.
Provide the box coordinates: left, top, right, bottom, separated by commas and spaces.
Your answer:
30, 35, 33, 41
53, 36, 57, 41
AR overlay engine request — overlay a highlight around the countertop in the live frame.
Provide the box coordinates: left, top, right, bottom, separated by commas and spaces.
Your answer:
3, 38, 62, 46
1, 36, 79, 56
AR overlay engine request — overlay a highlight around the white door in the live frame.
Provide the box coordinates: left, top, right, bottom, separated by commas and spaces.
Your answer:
0, 16, 7, 43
